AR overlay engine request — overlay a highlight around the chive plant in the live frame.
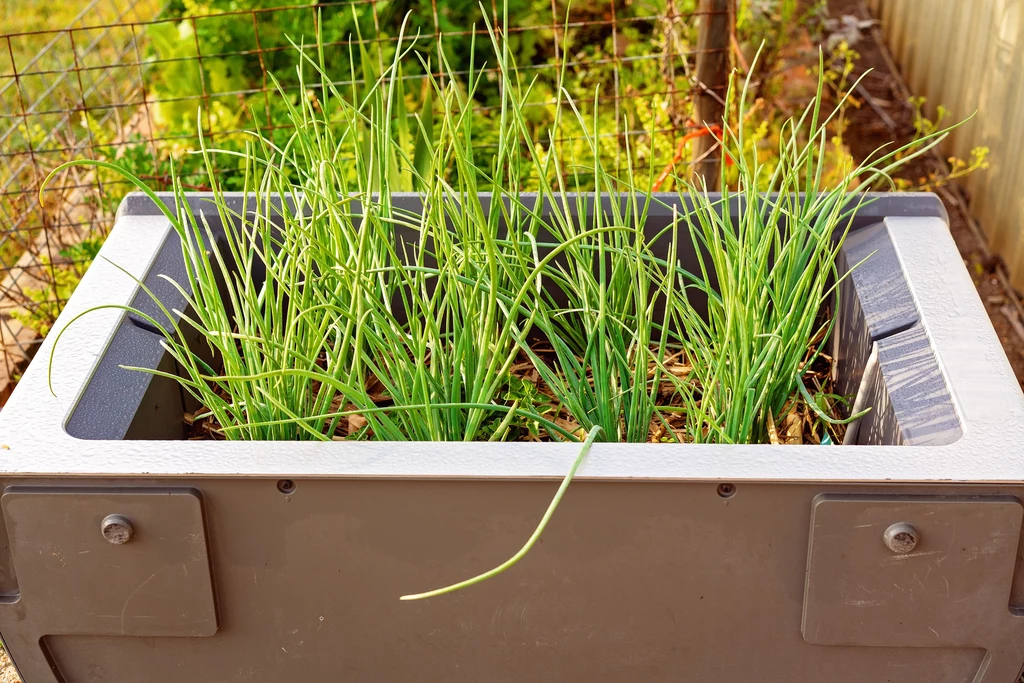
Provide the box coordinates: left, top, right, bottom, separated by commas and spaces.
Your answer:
40, 13, 960, 601
44, 17, 955, 447
663, 51, 954, 444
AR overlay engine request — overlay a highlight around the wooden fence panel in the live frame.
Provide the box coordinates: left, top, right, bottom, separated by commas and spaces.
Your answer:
873, 0, 1024, 289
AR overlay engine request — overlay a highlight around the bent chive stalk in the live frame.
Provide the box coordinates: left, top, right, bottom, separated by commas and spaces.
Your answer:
400, 425, 602, 601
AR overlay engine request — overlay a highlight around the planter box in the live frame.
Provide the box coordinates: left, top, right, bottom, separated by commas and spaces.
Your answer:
0, 192, 1022, 683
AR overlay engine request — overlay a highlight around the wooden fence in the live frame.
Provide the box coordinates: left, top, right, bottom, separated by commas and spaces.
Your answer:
869, 0, 1024, 288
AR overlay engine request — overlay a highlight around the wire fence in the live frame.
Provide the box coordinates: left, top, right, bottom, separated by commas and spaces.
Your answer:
0, 0, 731, 399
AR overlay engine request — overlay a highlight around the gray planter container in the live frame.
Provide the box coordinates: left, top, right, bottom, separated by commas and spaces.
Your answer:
0, 192, 1022, 683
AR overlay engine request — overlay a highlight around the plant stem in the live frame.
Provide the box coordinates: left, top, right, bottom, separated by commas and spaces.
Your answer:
399, 424, 602, 601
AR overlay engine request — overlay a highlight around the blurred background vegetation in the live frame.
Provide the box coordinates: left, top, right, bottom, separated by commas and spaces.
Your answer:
0, 0, 987, 373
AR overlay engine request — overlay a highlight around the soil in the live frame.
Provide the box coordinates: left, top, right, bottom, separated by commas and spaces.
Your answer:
827, 0, 1024, 386
185, 341, 846, 446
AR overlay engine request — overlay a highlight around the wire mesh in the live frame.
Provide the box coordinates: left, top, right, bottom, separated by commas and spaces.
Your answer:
0, 0, 729, 395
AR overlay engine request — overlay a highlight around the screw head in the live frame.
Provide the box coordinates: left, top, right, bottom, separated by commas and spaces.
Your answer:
883, 522, 919, 554
101, 514, 135, 545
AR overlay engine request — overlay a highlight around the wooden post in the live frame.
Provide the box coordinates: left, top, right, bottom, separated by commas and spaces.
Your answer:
692, 0, 731, 189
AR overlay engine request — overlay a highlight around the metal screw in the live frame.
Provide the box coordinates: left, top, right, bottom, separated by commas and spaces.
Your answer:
716, 483, 736, 498
101, 514, 135, 545
883, 522, 919, 554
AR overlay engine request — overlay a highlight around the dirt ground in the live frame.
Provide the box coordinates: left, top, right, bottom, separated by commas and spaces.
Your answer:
829, 0, 1024, 386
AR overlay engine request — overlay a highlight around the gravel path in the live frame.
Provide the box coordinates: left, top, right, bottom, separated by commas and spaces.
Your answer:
0, 649, 20, 683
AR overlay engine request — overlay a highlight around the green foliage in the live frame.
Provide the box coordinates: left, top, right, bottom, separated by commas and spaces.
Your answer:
45, 20, 957, 446
141, 0, 698, 194
11, 239, 103, 337
500, 373, 558, 440
19, 0, 987, 382
0, 0, 163, 269
654, 49, 952, 444
893, 96, 990, 191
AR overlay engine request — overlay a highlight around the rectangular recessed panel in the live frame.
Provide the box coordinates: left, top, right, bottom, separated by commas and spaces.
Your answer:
803, 495, 1022, 648
2, 487, 217, 637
